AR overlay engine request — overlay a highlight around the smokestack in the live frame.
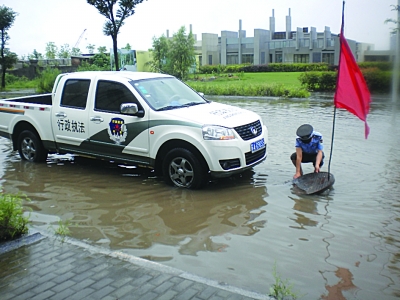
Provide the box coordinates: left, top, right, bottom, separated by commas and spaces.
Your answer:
270, 9, 275, 40
286, 8, 292, 39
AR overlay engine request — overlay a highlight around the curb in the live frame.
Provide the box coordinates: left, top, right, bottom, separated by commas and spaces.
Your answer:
0, 228, 45, 255
1, 226, 272, 300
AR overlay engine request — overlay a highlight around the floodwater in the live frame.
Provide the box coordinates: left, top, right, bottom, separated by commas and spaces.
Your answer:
0, 93, 399, 300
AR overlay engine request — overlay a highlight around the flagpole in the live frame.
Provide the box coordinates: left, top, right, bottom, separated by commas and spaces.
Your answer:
328, 107, 336, 177
328, 1, 345, 179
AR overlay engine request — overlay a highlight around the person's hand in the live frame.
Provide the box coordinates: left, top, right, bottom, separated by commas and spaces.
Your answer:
314, 166, 320, 173
293, 172, 302, 179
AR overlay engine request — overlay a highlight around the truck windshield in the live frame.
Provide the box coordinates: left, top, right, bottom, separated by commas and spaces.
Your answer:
130, 77, 208, 111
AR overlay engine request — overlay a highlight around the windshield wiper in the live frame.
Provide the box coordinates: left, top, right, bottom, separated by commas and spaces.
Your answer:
181, 102, 204, 108
157, 105, 181, 111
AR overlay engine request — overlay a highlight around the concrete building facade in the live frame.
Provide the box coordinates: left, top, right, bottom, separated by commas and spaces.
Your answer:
192, 8, 392, 67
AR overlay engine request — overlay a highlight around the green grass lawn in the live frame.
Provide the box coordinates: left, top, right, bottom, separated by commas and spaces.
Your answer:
3, 71, 309, 98
234, 72, 303, 87
188, 72, 303, 87
186, 72, 309, 98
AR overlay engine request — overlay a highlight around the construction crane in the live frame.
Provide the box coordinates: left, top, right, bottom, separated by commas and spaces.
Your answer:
74, 29, 87, 48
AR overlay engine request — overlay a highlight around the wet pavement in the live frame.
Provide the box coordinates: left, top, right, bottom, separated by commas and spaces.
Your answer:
0, 228, 270, 300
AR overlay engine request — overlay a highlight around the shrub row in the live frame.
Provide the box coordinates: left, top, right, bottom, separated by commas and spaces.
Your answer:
187, 82, 310, 98
199, 63, 331, 74
298, 69, 393, 92
358, 62, 393, 71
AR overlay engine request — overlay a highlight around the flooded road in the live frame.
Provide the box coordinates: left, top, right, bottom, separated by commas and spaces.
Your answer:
0, 93, 399, 299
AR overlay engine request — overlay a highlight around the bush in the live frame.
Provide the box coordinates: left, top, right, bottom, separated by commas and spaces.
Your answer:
299, 71, 337, 92
358, 62, 392, 71
299, 68, 393, 93
361, 68, 392, 93
0, 192, 30, 241
4, 73, 19, 85
37, 67, 62, 93
78, 55, 110, 71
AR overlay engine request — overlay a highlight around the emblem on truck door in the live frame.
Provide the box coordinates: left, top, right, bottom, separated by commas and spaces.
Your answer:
107, 117, 127, 144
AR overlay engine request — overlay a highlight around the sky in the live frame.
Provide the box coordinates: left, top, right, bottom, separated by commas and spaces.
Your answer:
2, 0, 398, 58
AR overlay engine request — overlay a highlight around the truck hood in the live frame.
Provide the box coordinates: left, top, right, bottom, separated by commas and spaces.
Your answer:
161, 101, 260, 128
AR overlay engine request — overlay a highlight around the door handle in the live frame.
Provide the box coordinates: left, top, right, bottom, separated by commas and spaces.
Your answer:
90, 116, 104, 123
55, 112, 67, 118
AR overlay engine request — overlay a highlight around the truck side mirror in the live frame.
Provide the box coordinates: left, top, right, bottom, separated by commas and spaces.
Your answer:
120, 103, 144, 117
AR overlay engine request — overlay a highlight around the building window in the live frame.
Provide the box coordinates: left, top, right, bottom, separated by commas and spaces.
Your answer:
261, 52, 266, 64
227, 55, 238, 65
276, 52, 283, 63
326, 38, 335, 47
322, 53, 335, 65
199, 56, 202, 67
242, 54, 254, 64
312, 52, 322, 63
294, 54, 309, 63
208, 55, 212, 65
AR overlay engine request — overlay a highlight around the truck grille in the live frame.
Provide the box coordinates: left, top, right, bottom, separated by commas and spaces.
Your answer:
245, 148, 266, 165
234, 120, 262, 141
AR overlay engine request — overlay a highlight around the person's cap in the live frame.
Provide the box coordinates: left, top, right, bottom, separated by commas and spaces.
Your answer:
296, 124, 313, 140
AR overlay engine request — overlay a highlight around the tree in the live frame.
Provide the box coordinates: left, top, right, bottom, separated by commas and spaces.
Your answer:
29, 49, 43, 60
0, 5, 18, 88
87, 0, 147, 70
86, 44, 96, 54
58, 43, 71, 58
71, 47, 81, 56
150, 27, 196, 79
97, 46, 107, 54
169, 26, 195, 79
1, 48, 17, 84
385, 3, 400, 100
150, 34, 169, 73
45, 42, 57, 59
385, 4, 400, 33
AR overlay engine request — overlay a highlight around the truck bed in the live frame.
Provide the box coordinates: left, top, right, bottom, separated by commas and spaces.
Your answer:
1, 93, 52, 105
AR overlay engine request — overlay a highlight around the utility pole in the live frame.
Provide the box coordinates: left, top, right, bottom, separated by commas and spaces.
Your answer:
392, 0, 400, 102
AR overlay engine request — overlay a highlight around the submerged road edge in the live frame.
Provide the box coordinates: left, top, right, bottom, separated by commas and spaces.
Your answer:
1, 226, 271, 300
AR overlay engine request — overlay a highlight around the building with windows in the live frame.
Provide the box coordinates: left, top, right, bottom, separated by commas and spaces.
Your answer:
190, 8, 387, 67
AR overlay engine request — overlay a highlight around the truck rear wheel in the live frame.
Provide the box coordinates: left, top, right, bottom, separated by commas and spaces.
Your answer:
17, 130, 48, 162
163, 148, 208, 189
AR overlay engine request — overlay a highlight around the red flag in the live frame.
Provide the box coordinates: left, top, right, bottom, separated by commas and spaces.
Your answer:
334, 32, 371, 139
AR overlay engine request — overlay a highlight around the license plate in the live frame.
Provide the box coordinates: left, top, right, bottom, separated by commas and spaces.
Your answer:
250, 138, 265, 153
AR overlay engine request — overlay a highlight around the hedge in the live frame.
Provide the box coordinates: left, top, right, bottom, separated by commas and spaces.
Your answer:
299, 69, 393, 92
198, 63, 330, 74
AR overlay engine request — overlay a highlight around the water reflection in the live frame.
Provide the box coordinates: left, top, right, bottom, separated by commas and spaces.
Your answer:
321, 267, 359, 300
1, 152, 268, 258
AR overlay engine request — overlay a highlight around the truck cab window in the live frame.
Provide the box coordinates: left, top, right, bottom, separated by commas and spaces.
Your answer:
61, 79, 90, 109
95, 81, 140, 113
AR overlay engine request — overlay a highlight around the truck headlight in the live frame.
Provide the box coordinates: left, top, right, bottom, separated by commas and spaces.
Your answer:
202, 125, 236, 140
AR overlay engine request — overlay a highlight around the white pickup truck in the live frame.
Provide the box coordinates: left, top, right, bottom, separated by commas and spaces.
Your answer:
0, 71, 268, 189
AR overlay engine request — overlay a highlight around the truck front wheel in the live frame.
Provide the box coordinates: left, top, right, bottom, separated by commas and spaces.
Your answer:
17, 130, 48, 162
163, 148, 208, 189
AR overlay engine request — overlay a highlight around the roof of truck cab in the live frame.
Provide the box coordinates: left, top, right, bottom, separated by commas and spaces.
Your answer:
62, 71, 173, 81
